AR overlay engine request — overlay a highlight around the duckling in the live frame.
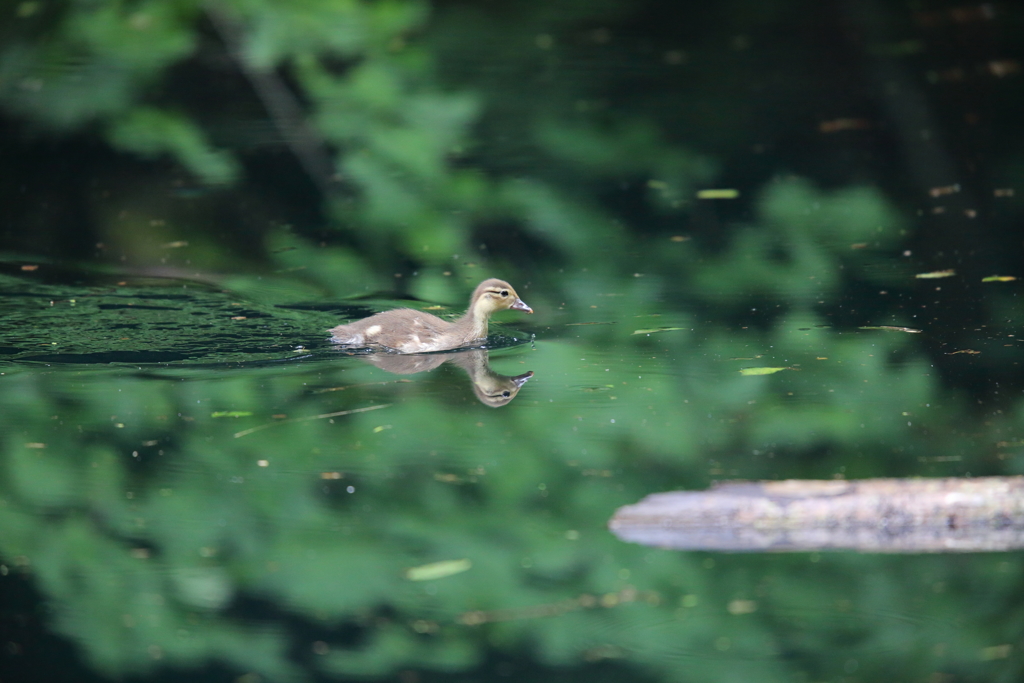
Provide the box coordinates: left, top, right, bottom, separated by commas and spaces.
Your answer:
329, 278, 532, 353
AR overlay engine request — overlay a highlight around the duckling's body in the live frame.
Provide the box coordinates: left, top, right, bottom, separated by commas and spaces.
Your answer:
360, 349, 534, 407
329, 278, 532, 353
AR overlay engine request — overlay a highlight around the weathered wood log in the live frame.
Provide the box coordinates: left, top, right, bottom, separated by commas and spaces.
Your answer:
609, 477, 1024, 553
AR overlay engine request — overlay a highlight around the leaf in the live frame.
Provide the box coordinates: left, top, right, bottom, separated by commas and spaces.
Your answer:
632, 327, 686, 335
403, 559, 472, 581
739, 366, 792, 376
696, 188, 739, 199
982, 275, 1017, 282
914, 269, 956, 279
210, 411, 253, 418
858, 326, 922, 333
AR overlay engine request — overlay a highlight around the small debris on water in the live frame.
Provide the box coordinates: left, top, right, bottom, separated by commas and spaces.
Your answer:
632, 327, 686, 335
696, 188, 739, 199
858, 326, 922, 333
739, 367, 794, 376
404, 558, 472, 581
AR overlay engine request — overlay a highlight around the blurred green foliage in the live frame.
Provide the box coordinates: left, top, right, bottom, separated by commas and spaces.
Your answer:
109, 107, 241, 184
0, 0, 197, 128
1, 0, 721, 295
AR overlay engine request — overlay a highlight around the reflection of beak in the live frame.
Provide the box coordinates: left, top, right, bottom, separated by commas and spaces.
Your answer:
511, 371, 534, 387
511, 298, 533, 313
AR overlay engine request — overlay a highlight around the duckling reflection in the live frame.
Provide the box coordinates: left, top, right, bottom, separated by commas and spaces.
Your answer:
360, 349, 533, 407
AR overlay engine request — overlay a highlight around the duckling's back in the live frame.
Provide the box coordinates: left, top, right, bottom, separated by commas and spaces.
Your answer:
329, 308, 453, 352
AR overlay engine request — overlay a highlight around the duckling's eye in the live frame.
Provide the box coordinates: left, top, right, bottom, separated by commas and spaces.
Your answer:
500, 290, 509, 297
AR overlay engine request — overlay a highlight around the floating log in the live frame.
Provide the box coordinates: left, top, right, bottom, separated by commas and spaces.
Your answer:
609, 477, 1024, 553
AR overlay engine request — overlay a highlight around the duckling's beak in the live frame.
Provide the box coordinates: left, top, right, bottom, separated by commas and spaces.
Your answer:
511, 371, 534, 387
511, 297, 533, 313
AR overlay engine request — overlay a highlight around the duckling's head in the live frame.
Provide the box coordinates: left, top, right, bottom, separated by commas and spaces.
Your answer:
471, 279, 533, 316
472, 370, 534, 407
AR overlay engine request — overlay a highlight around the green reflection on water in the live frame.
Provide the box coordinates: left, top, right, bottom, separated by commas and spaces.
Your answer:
1, 272, 1022, 683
